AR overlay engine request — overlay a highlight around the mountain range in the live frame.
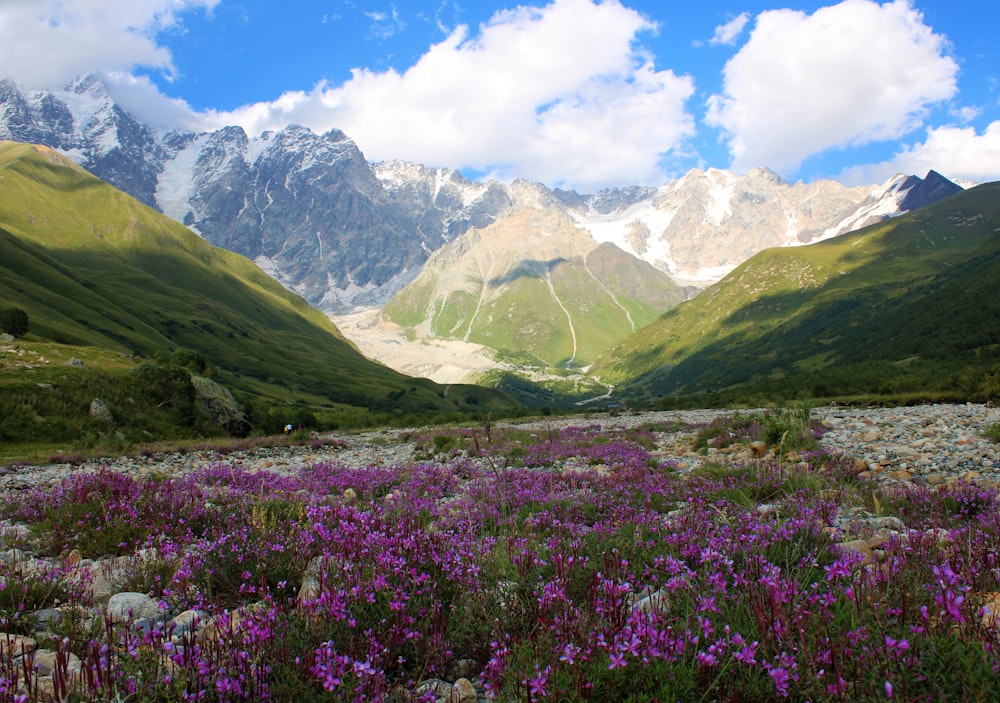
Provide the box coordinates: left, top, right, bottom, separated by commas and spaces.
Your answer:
3, 73, 991, 409
0, 75, 963, 316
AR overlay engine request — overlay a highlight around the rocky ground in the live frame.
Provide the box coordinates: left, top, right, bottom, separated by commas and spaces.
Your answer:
3, 403, 1000, 702
3, 403, 998, 492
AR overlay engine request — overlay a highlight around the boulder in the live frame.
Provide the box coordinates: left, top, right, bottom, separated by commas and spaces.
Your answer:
191, 375, 251, 436
0, 633, 36, 658
89, 398, 115, 423
106, 592, 167, 623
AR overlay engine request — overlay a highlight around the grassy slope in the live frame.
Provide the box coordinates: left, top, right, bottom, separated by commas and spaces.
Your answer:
385, 240, 686, 369
597, 182, 1000, 402
0, 142, 515, 416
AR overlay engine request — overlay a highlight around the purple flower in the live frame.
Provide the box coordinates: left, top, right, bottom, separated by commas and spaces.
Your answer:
769, 666, 791, 697
884, 635, 910, 653
559, 643, 580, 665
527, 665, 550, 699
608, 651, 627, 669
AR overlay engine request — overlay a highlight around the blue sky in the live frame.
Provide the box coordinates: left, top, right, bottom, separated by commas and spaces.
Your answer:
1, 0, 998, 191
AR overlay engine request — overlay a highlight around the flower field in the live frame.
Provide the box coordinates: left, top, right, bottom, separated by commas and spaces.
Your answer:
2, 413, 1000, 702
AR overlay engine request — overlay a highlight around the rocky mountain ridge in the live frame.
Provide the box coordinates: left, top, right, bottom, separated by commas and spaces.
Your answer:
382, 202, 687, 368
0, 75, 964, 314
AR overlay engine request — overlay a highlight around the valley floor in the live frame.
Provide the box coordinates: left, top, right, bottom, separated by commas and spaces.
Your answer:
330, 308, 501, 384
5, 404, 999, 492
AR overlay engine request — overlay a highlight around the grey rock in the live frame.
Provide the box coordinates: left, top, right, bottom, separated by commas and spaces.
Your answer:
106, 592, 166, 623
191, 375, 250, 436
30, 648, 83, 678
452, 678, 478, 703
89, 398, 115, 423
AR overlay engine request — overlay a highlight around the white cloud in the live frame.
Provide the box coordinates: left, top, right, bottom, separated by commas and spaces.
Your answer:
843, 122, 1000, 184
366, 6, 405, 39
709, 13, 749, 46
211, 0, 696, 191
104, 72, 211, 131
0, 0, 219, 90
706, 0, 958, 176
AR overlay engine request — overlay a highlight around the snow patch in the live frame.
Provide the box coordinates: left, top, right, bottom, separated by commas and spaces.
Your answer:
246, 132, 273, 165
705, 179, 735, 226
570, 200, 676, 271
156, 134, 210, 225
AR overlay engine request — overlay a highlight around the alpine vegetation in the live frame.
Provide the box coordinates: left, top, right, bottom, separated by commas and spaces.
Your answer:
2, 411, 1000, 702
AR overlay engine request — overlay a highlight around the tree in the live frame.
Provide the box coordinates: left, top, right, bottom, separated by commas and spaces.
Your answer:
129, 360, 197, 423
171, 347, 210, 375
0, 307, 28, 337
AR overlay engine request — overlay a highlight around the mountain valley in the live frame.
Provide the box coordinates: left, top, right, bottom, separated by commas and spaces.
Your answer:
1, 74, 994, 411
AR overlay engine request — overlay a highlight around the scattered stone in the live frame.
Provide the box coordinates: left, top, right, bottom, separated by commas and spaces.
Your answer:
106, 592, 166, 623
976, 592, 1000, 628
0, 633, 36, 658
31, 648, 83, 677
298, 555, 343, 603
65, 357, 86, 368
415, 678, 453, 702
451, 678, 477, 703
630, 586, 670, 615
89, 398, 115, 424
169, 609, 206, 638
191, 375, 251, 437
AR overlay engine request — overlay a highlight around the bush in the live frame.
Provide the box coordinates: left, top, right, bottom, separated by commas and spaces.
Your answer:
171, 347, 211, 375
129, 360, 197, 424
0, 307, 28, 337
984, 422, 1000, 443
763, 402, 819, 452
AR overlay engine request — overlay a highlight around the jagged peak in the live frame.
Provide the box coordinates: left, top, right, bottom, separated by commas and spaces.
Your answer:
743, 166, 787, 185
320, 127, 350, 142
66, 72, 109, 98
508, 179, 558, 208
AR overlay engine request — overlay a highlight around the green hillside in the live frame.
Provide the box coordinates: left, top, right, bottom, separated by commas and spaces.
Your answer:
597, 181, 1000, 405
0, 141, 515, 448
383, 209, 685, 369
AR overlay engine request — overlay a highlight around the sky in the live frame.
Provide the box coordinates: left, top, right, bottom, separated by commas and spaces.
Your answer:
1, 0, 998, 192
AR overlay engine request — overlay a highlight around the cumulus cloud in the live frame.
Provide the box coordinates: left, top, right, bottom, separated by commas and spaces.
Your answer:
209, 0, 696, 191
706, 0, 958, 176
842, 121, 1000, 184
0, 0, 219, 89
709, 13, 750, 46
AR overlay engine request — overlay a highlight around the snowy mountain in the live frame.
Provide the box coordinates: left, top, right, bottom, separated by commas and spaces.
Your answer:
382, 195, 688, 368
560, 167, 962, 287
0, 75, 166, 208
0, 75, 965, 314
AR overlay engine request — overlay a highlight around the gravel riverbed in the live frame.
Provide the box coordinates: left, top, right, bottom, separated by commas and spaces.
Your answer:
2, 404, 998, 493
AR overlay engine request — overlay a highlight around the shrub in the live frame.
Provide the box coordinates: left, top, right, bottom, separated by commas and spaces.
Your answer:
0, 307, 28, 337
763, 402, 819, 452
983, 422, 1000, 443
